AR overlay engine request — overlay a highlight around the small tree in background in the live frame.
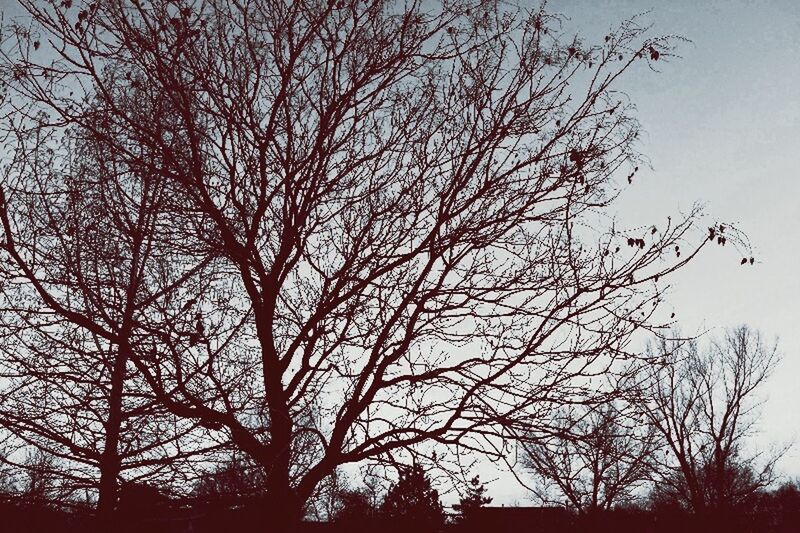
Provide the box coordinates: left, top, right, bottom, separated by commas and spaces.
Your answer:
635, 326, 782, 513
116, 482, 171, 517
332, 488, 379, 532
192, 453, 267, 508
381, 464, 445, 531
522, 402, 659, 514
454, 475, 492, 524
755, 479, 800, 527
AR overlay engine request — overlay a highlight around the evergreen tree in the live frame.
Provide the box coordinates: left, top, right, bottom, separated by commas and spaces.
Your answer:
454, 475, 492, 523
381, 464, 444, 530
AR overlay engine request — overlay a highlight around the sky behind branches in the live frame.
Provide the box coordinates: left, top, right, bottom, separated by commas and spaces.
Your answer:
1, 0, 798, 507
481, 0, 800, 504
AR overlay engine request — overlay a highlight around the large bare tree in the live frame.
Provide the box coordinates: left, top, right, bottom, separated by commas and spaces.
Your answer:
635, 326, 782, 513
0, 91, 222, 521
0, 0, 734, 527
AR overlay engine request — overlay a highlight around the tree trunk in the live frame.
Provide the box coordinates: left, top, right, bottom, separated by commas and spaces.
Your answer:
261, 419, 304, 531
97, 349, 127, 525
262, 486, 304, 533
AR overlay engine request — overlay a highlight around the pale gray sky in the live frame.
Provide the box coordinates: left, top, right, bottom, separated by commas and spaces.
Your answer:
481, 0, 800, 504
573, 0, 799, 453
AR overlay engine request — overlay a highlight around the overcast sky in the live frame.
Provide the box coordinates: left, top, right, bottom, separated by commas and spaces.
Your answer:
580, 0, 799, 452
480, 0, 800, 505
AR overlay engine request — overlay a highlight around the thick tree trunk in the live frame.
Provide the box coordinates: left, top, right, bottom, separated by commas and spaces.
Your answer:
262, 408, 304, 531
256, 301, 305, 531
263, 483, 304, 533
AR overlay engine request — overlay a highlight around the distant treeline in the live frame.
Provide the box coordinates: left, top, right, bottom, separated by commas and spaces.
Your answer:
2, 483, 800, 533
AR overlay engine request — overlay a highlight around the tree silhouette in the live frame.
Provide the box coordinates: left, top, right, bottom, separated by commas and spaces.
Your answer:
0, 1, 726, 529
754, 479, 800, 528
453, 475, 492, 524
0, 99, 222, 521
192, 452, 267, 508
522, 402, 658, 513
635, 326, 782, 513
380, 464, 445, 530
331, 487, 379, 532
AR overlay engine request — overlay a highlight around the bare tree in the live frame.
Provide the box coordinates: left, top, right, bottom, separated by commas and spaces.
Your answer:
635, 326, 782, 513
0, 320, 219, 513
0, 447, 84, 509
521, 402, 659, 513
192, 450, 267, 507
0, 1, 734, 528
0, 88, 220, 521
